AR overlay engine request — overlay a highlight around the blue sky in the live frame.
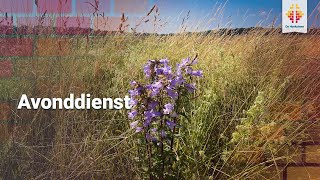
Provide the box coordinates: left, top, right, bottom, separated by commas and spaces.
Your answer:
152, 0, 320, 32
1, 0, 319, 33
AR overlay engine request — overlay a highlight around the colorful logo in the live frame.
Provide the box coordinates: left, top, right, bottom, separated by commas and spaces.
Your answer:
286, 4, 305, 23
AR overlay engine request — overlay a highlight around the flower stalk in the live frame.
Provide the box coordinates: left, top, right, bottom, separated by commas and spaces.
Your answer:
128, 57, 203, 179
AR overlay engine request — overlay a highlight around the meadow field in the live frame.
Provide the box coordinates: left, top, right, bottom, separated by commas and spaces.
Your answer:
0, 28, 319, 179
0, 3, 319, 177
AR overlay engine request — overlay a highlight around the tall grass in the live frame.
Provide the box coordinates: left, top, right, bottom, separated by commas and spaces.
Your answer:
0, 6, 320, 179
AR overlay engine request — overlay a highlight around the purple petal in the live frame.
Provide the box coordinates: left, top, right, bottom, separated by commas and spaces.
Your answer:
186, 67, 193, 74
166, 120, 176, 130
128, 111, 138, 119
136, 127, 143, 133
152, 111, 162, 117
129, 99, 138, 106
152, 137, 158, 142
151, 128, 157, 133
155, 67, 164, 75
130, 81, 138, 87
163, 65, 172, 75
129, 89, 141, 97
130, 121, 139, 129
159, 59, 169, 65
185, 83, 196, 92
144, 118, 152, 127
148, 101, 159, 110
144, 111, 153, 121
161, 130, 167, 138
166, 87, 178, 99
181, 57, 190, 66
191, 70, 203, 77
144, 63, 152, 78
146, 133, 152, 141
150, 88, 160, 97
163, 103, 174, 114
152, 81, 163, 89
170, 76, 185, 87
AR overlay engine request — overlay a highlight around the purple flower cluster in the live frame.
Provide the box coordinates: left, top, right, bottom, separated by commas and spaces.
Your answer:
128, 57, 203, 142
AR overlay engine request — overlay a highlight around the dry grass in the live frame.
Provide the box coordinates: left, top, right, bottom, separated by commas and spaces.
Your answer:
0, 11, 319, 179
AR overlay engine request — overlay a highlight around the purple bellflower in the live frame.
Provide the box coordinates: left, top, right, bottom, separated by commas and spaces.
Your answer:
127, 57, 203, 178
128, 57, 202, 139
